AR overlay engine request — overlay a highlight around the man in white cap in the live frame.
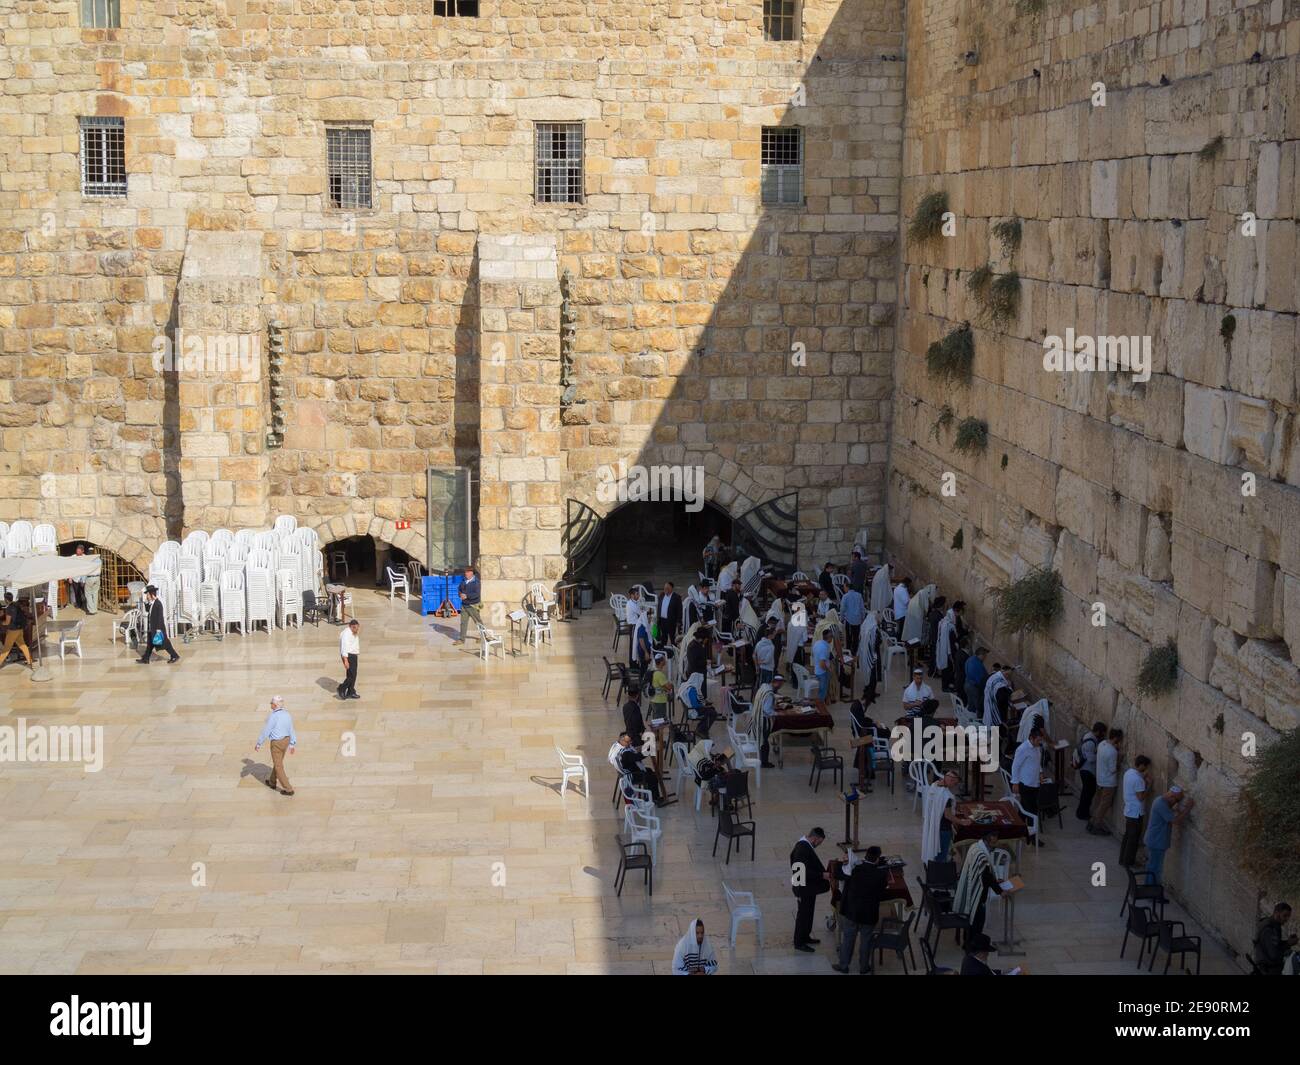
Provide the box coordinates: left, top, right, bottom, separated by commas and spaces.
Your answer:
1143, 783, 1193, 883
254, 696, 297, 795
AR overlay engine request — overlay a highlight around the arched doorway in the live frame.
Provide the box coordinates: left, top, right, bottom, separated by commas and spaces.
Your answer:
564, 492, 800, 598
57, 539, 143, 613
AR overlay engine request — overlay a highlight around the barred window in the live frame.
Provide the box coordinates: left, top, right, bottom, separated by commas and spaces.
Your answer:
763, 0, 800, 41
761, 127, 803, 206
81, 0, 120, 28
535, 122, 584, 205
434, 1, 479, 15
326, 125, 373, 210
80, 117, 126, 197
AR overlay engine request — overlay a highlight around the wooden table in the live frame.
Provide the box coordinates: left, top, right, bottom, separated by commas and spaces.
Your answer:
554, 582, 582, 621
769, 705, 834, 768
951, 800, 1028, 842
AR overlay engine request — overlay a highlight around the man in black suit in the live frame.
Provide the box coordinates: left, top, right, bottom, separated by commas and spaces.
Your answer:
960, 932, 1002, 975
615, 732, 666, 805
136, 585, 180, 664
790, 827, 829, 952
622, 686, 647, 743
832, 845, 890, 973
658, 581, 683, 646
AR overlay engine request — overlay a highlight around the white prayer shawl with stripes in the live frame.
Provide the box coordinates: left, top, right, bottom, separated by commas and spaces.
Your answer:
901, 583, 934, 643
870, 563, 892, 614
921, 783, 951, 863
953, 840, 994, 920
935, 610, 956, 671
983, 670, 1010, 727
857, 611, 878, 675
1017, 698, 1050, 742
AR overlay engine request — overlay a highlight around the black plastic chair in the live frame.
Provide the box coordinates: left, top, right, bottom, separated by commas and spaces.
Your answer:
615, 840, 652, 897
925, 859, 958, 892
1120, 901, 1162, 968
612, 614, 632, 652
601, 656, 621, 700
920, 936, 954, 975
1120, 866, 1168, 919
1038, 779, 1064, 830
719, 770, 753, 819
713, 808, 756, 864
873, 911, 917, 974
1149, 919, 1202, 975
919, 878, 969, 950
301, 590, 325, 626
809, 744, 844, 793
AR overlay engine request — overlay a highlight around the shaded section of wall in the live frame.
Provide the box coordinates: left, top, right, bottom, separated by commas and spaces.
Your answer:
891, 0, 1300, 955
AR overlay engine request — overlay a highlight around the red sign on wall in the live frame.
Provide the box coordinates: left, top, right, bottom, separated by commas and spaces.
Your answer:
395, 520, 411, 530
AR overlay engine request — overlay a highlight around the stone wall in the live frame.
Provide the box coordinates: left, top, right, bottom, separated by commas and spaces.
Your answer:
890, 0, 1300, 955
0, 0, 904, 584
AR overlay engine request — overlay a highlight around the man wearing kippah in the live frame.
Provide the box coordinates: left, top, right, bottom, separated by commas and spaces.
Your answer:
1143, 783, 1193, 883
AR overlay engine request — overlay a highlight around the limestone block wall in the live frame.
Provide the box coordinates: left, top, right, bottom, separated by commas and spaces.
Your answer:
0, 0, 905, 570
890, 0, 1300, 954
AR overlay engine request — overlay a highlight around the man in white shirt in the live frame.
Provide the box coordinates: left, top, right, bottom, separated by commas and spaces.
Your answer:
1118, 754, 1152, 866
753, 626, 776, 687
902, 668, 935, 713
337, 618, 361, 700
892, 577, 911, 623
1011, 726, 1045, 842
1087, 727, 1124, 836
625, 588, 645, 666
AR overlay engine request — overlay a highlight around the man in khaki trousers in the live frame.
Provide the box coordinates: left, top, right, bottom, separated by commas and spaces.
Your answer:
254, 696, 297, 795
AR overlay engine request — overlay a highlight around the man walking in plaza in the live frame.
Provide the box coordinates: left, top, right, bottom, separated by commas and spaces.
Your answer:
254, 695, 297, 796
0, 592, 34, 671
456, 565, 482, 644
338, 618, 361, 700
136, 584, 180, 664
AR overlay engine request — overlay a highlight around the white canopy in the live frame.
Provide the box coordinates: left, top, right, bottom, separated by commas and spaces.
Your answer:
0, 553, 100, 590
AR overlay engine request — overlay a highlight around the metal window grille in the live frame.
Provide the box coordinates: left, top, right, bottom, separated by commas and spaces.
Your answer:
763, 0, 799, 42
761, 127, 803, 206
80, 117, 126, 197
434, 0, 480, 15
535, 122, 584, 204
81, 0, 120, 28
326, 125, 373, 210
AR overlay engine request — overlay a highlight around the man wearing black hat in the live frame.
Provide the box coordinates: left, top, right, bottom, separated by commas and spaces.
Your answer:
136, 585, 180, 664
960, 933, 1002, 975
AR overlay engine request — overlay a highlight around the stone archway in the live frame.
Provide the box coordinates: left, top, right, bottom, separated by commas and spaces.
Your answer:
60, 519, 158, 574
301, 511, 428, 569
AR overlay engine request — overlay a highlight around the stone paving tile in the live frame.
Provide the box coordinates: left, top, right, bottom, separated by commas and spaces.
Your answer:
0, 583, 1245, 975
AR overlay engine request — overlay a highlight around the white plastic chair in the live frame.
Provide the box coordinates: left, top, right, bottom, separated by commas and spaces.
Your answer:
1011, 795, 1041, 853
730, 734, 762, 787
219, 570, 246, 636
55, 620, 83, 660
526, 609, 553, 650
884, 633, 908, 674
387, 566, 410, 602
790, 570, 808, 582
791, 662, 819, 701
555, 746, 588, 797
673, 741, 704, 812
274, 515, 298, 536
7, 520, 33, 554
329, 550, 349, 579
528, 581, 556, 619
476, 623, 504, 660
831, 572, 850, 599
724, 882, 764, 947
32, 523, 56, 554
277, 569, 301, 628
626, 807, 662, 865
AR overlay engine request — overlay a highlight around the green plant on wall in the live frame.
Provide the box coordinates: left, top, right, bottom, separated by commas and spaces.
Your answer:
985, 271, 1021, 327
925, 323, 975, 385
1015, 0, 1046, 14
908, 190, 949, 244
930, 403, 955, 443
953, 417, 988, 455
951, 527, 964, 551
1221, 313, 1236, 355
966, 263, 993, 303
1136, 638, 1179, 698
992, 217, 1022, 258
1234, 728, 1300, 899
992, 567, 1063, 635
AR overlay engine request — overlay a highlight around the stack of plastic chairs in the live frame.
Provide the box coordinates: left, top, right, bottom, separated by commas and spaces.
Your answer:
254, 532, 280, 577
219, 569, 246, 636
7, 521, 33, 554
276, 568, 301, 628
0, 522, 9, 556
197, 575, 221, 632
33, 523, 56, 554
148, 571, 178, 638
295, 527, 323, 598
225, 542, 248, 575
177, 570, 200, 635
233, 529, 257, 553
244, 564, 275, 634
202, 541, 226, 585
210, 528, 234, 551
273, 514, 297, 537
182, 530, 208, 557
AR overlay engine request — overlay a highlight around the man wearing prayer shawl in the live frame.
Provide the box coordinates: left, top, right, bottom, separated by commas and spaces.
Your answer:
983, 665, 1012, 727
856, 610, 880, 693
935, 607, 958, 692
901, 583, 934, 670
870, 562, 892, 615
672, 918, 718, 975
952, 837, 1005, 937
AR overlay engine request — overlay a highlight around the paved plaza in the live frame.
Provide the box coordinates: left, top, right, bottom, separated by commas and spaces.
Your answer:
0, 586, 1240, 975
